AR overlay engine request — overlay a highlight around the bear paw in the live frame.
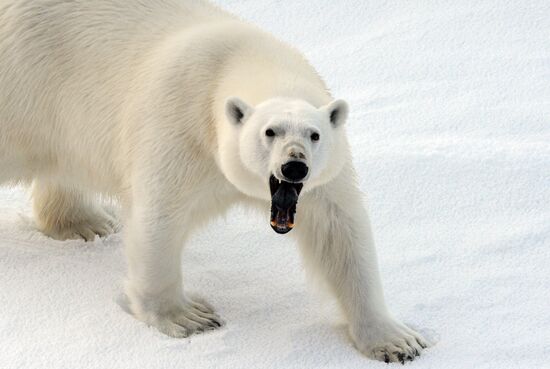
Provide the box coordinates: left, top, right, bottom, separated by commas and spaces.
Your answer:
129, 295, 224, 338
351, 317, 429, 364
39, 207, 118, 241
154, 301, 223, 338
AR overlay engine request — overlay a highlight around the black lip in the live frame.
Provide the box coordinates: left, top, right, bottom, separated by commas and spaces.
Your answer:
269, 175, 303, 234
269, 175, 304, 196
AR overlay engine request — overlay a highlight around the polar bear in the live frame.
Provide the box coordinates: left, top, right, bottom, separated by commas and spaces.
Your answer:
0, 0, 428, 363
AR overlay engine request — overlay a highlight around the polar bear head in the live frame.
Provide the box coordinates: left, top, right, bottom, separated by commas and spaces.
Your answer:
218, 97, 349, 233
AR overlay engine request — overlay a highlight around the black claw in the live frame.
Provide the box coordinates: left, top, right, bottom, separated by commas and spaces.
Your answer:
396, 352, 405, 365
384, 353, 390, 364
414, 348, 420, 357
211, 319, 222, 327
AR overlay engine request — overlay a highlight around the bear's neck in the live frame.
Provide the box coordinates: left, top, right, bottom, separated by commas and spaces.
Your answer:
220, 63, 331, 107
213, 25, 333, 111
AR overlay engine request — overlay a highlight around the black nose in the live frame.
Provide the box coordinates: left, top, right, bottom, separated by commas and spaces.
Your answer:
281, 161, 308, 182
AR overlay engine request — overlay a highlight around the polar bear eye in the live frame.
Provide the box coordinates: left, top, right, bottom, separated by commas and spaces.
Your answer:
265, 129, 276, 137
311, 132, 320, 141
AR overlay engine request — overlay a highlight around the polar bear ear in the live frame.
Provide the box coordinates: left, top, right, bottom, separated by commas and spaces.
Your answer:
321, 99, 349, 127
225, 97, 253, 126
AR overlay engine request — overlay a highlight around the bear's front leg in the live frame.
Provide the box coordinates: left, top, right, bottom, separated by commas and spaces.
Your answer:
123, 189, 223, 337
294, 165, 429, 363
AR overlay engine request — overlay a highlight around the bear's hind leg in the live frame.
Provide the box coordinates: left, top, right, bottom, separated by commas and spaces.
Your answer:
32, 179, 118, 241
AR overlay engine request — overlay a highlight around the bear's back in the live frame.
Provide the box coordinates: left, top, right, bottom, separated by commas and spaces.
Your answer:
0, 0, 236, 187
0, 0, 233, 80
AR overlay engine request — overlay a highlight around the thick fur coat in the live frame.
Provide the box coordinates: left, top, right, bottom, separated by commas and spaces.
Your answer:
0, 0, 428, 362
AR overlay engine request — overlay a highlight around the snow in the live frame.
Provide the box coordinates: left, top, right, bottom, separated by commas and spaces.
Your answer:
1, 0, 550, 368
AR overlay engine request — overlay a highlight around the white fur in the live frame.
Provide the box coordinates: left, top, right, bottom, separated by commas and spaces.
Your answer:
0, 0, 428, 362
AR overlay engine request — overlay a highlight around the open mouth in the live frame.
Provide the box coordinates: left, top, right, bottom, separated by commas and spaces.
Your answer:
269, 174, 303, 234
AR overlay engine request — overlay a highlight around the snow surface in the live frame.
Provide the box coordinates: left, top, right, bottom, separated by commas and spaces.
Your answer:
1, 1, 549, 368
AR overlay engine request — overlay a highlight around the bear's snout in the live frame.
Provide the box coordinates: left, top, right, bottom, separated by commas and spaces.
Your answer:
281, 161, 308, 182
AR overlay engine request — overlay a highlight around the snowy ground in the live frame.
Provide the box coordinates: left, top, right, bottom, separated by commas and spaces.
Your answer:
1, 1, 549, 368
